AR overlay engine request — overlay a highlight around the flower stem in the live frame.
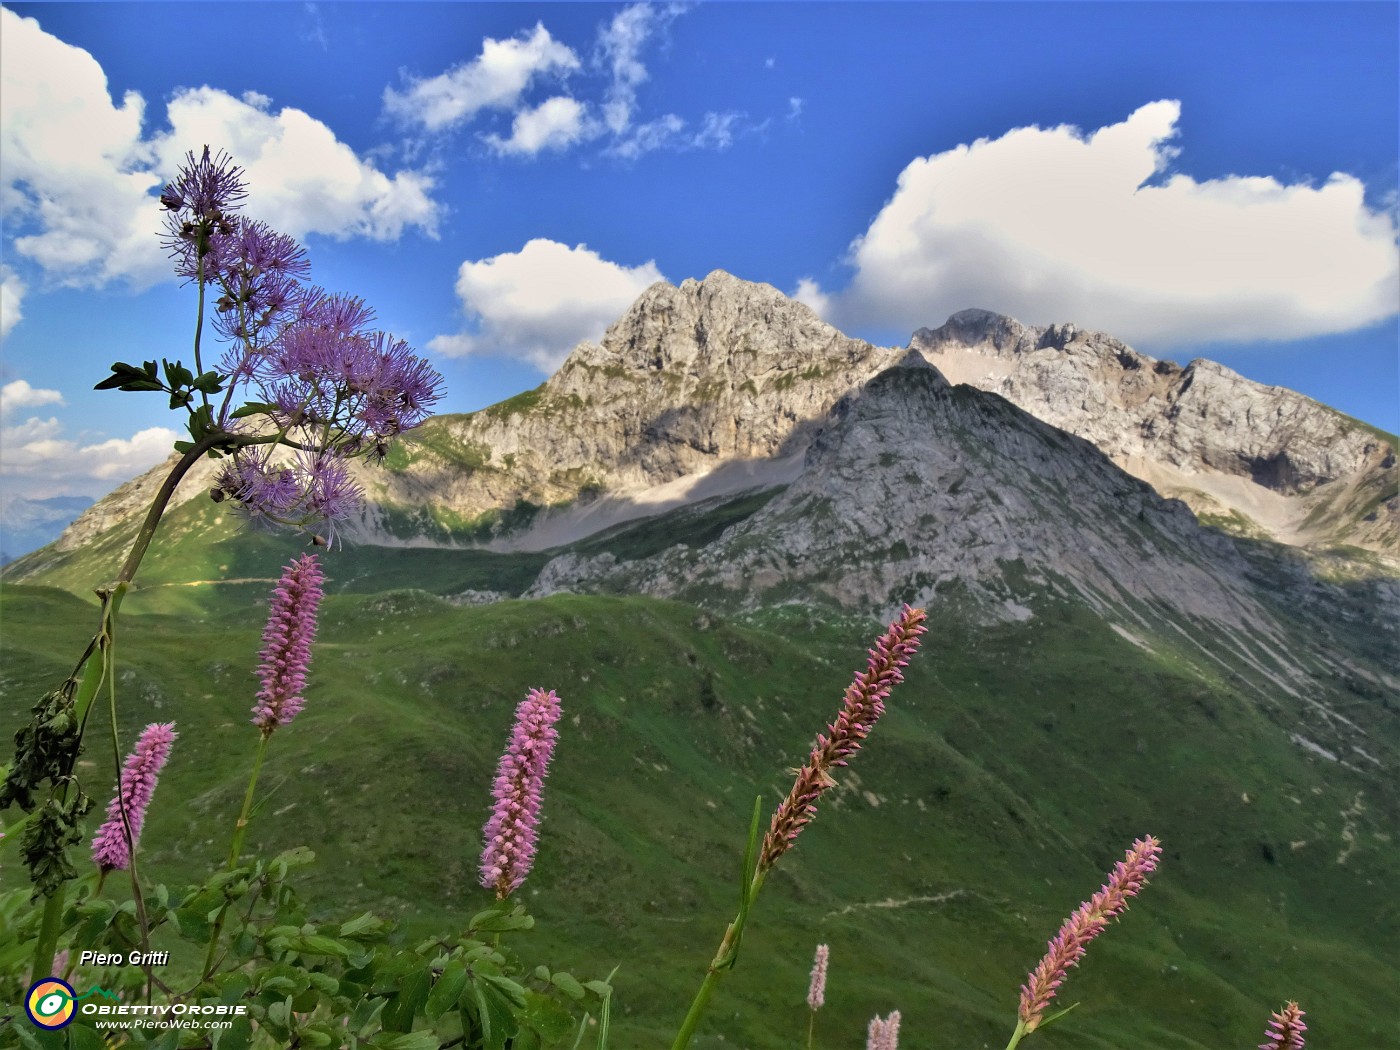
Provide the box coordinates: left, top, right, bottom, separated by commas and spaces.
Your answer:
1003, 1020, 1029, 1050
203, 732, 270, 979
670, 867, 767, 1050
228, 733, 269, 869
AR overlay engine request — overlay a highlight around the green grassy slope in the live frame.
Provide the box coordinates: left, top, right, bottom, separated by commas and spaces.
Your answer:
3, 582, 1396, 1049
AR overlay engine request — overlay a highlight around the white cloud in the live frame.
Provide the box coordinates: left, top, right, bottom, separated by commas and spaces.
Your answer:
486, 97, 597, 157
1, 7, 439, 294
1, 7, 164, 286
597, 3, 682, 135
430, 238, 665, 371
825, 100, 1400, 346
0, 379, 64, 415
791, 278, 831, 319
384, 24, 580, 132
608, 113, 687, 161
0, 267, 26, 339
155, 88, 440, 242
786, 97, 804, 122
0, 416, 180, 497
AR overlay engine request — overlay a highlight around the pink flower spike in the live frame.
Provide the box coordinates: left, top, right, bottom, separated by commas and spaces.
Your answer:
91, 723, 177, 872
807, 943, 829, 1011
481, 688, 563, 899
760, 606, 927, 871
1259, 1001, 1307, 1050
252, 553, 324, 733
1017, 836, 1162, 1032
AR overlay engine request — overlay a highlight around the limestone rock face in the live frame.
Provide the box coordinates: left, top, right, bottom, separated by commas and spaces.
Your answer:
912, 311, 1397, 554
529, 351, 1278, 638
355, 270, 899, 539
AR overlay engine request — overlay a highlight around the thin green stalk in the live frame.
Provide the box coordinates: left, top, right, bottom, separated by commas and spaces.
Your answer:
1004, 1019, 1029, 1050
228, 734, 269, 869
203, 733, 270, 978
807, 1009, 815, 1050
670, 798, 765, 1050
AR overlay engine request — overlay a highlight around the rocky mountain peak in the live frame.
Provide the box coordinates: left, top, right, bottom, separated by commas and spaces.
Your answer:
913, 311, 1397, 554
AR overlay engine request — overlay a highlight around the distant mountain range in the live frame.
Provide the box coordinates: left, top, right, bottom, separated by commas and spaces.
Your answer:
0, 493, 94, 564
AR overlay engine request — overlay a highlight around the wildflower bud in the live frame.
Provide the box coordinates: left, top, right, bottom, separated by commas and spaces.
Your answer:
91, 723, 178, 872
1018, 836, 1162, 1032
1259, 1001, 1307, 1050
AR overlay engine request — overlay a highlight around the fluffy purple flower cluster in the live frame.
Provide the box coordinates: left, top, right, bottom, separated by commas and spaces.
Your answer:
90, 723, 178, 872
481, 688, 562, 899
157, 147, 442, 539
251, 554, 324, 734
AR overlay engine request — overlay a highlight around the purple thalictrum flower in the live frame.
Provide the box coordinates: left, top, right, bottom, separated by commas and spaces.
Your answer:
91, 723, 178, 872
807, 943, 829, 1011
481, 688, 562, 899
161, 147, 247, 275
760, 606, 927, 871
1018, 836, 1163, 1033
1259, 1002, 1307, 1050
251, 554, 324, 734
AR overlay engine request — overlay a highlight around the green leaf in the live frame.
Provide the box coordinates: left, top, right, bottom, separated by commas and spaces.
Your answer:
1034, 1000, 1082, 1031
64, 1025, 107, 1050
425, 959, 468, 1021
338, 911, 386, 938
524, 989, 576, 1042
380, 966, 431, 1032
193, 370, 225, 394
550, 971, 585, 1001
367, 1034, 440, 1050
582, 980, 613, 999
211, 1017, 254, 1050
231, 401, 279, 419
467, 901, 535, 934
288, 934, 353, 958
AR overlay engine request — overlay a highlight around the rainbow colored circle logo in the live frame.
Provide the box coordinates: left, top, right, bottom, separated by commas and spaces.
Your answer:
26, 978, 76, 1029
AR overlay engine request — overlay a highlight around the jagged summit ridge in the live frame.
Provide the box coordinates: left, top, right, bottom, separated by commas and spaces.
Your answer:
913, 310, 1397, 553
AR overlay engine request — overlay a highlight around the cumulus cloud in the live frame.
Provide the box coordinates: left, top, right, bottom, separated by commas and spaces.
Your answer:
1, 7, 439, 293
486, 96, 597, 157
429, 238, 665, 371
791, 278, 831, 319
0, 415, 180, 497
155, 88, 439, 242
821, 100, 1399, 346
0, 267, 26, 340
0, 379, 64, 415
384, 24, 580, 132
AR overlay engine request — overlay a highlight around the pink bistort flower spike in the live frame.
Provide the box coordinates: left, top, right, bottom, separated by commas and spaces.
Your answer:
760, 606, 927, 871
1259, 1001, 1307, 1050
91, 723, 178, 872
866, 1015, 886, 1050
881, 1009, 901, 1050
1018, 835, 1162, 1032
807, 943, 829, 1011
252, 553, 324, 733
481, 688, 563, 899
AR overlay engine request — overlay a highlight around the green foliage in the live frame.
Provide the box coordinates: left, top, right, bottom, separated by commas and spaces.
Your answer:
0, 849, 609, 1048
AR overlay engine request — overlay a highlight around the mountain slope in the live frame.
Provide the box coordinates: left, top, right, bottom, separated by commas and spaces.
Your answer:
912, 309, 1399, 556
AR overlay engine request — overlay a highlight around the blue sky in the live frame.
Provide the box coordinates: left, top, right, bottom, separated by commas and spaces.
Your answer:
1, 1, 1396, 502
